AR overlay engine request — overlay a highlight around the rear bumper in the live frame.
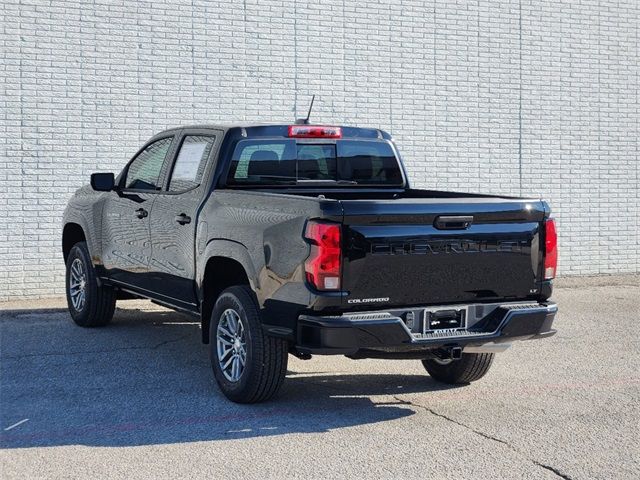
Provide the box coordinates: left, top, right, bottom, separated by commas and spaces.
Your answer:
296, 301, 557, 357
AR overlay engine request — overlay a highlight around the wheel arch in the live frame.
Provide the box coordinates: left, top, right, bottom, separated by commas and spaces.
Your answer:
62, 223, 87, 262
199, 254, 254, 344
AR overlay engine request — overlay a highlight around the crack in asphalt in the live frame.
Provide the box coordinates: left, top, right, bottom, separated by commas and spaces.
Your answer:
1, 334, 192, 360
532, 462, 573, 480
392, 395, 573, 480
391, 395, 510, 444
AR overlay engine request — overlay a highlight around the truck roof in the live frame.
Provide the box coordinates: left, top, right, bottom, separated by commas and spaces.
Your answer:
152, 123, 391, 140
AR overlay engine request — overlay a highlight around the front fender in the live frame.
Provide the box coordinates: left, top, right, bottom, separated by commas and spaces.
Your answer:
63, 187, 105, 265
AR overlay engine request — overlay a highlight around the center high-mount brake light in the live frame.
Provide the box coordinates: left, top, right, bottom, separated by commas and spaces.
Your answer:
288, 125, 342, 138
304, 221, 341, 291
544, 218, 558, 280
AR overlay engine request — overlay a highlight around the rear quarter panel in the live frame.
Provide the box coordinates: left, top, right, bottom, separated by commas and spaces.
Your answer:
197, 189, 342, 332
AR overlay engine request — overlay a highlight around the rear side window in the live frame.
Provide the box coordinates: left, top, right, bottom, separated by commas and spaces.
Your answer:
227, 139, 402, 186
125, 137, 173, 190
168, 135, 216, 192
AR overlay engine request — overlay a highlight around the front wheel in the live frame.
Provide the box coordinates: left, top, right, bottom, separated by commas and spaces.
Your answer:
209, 286, 288, 403
65, 242, 116, 327
422, 352, 495, 384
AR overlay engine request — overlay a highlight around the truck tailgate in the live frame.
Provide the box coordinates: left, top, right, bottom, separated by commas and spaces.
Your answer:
340, 198, 547, 308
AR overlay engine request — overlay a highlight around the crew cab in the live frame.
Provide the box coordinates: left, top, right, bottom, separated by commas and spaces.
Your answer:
62, 123, 558, 403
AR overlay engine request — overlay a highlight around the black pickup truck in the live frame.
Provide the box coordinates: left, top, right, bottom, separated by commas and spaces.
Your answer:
62, 123, 558, 403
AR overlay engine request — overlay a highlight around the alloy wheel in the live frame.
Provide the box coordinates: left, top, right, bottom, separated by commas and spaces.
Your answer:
216, 308, 247, 382
69, 258, 87, 312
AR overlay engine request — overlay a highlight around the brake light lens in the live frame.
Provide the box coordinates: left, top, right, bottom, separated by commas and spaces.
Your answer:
544, 218, 558, 280
304, 221, 341, 290
288, 125, 342, 138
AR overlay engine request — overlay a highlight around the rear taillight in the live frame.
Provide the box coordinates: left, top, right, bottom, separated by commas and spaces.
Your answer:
544, 218, 558, 280
304, 221, 341, 290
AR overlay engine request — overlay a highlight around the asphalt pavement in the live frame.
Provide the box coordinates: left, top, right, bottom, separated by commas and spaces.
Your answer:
1, 276, 639, 479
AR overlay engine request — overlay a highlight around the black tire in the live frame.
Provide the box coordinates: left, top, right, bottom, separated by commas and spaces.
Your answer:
422, 353, 495, 384
209, 285, 288, 403
65, 242, 116, 327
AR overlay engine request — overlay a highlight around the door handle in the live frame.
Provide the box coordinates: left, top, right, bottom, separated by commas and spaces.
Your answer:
135, 208, 148, 219
175, 213, 191, 225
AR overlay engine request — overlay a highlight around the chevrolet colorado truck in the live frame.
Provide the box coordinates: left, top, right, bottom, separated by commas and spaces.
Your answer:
62, 123, 558, 403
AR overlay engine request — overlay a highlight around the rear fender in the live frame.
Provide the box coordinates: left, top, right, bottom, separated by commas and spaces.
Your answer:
197, 239, 258, 302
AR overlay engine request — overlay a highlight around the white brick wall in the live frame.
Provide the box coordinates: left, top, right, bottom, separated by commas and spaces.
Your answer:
1, 0, 638, 300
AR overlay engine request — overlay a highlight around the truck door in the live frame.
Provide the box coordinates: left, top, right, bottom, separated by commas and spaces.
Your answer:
102, 136, 175, 289
147, 131, 221, 310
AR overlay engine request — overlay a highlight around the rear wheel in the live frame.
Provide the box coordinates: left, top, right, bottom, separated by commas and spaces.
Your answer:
422, 353, 495, 384
209, 285, 288, 403
65, 242, 116, 327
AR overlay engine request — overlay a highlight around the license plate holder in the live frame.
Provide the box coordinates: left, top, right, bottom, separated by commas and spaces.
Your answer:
423, 306, 467, 335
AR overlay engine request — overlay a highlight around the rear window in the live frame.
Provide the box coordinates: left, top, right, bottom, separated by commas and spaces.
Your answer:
227, 139, 403, 186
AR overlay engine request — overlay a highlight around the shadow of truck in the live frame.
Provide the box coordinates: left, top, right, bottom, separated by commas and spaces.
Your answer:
0, 303, 457, 449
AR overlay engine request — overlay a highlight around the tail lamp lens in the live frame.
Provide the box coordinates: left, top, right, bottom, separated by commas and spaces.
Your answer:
304, 221, 341, 290
544, 218, 558, 280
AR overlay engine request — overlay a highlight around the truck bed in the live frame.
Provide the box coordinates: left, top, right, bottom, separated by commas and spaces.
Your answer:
229, 187, 549, 310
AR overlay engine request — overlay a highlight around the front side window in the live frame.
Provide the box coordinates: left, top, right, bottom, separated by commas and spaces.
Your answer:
125, 137, 173, 190
168, 135, 216, 192
227, 139, 402, 186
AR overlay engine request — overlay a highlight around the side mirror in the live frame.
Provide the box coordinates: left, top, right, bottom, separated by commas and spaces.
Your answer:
90, 172, 115, 192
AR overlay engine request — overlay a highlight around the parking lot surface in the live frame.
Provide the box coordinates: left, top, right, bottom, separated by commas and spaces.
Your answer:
1, 276, 639, 479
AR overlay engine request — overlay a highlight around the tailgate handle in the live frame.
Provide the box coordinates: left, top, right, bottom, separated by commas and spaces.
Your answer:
434, 215, 473, 230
